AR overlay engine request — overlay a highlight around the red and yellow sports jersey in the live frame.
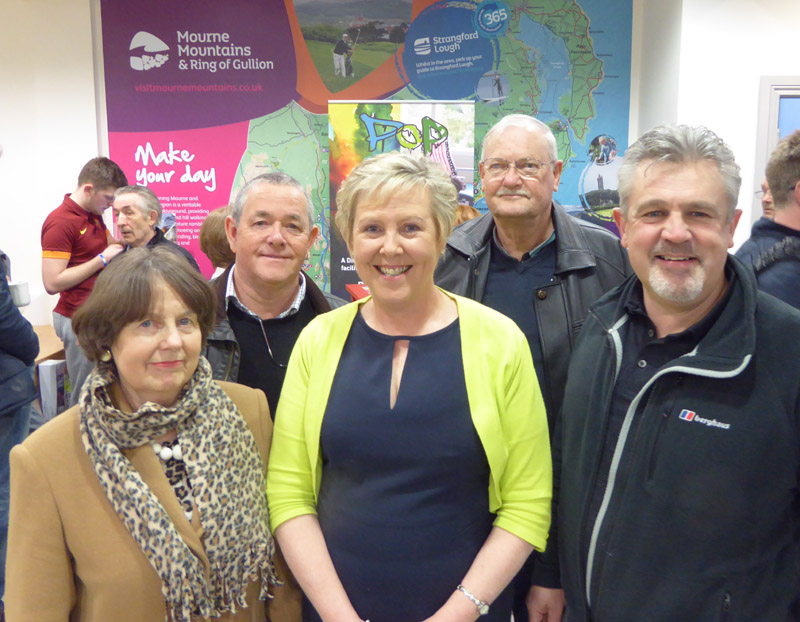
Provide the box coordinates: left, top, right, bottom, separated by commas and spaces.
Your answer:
41, 195, 108, 317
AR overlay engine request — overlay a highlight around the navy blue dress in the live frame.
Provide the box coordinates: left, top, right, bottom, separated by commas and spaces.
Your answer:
305, 312, 511, 622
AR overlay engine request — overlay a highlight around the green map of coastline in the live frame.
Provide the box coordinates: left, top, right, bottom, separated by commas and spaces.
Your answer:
234, 102, 331, 291
476, 0, 603, 168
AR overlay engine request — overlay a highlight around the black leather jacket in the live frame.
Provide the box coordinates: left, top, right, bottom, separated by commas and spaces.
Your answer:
434, 204, 631, 427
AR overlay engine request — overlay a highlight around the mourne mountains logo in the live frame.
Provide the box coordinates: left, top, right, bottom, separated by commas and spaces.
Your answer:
129, 31, 170, 71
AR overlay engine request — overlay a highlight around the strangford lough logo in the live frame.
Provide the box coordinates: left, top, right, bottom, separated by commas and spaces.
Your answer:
415, 32, 479, 56
678, 409, 731, 430
129, 31, 170, 71
414, 37, 431, 55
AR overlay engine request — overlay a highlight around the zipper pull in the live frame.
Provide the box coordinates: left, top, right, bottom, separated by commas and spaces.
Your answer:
722, 592, 731, 612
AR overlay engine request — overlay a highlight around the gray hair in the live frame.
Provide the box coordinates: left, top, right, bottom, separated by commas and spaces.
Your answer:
617, 124, 741, 220
481, 113, 558, 162
232, 172, 315, 228
335, 152, 456, 249
115, 185, 162, 222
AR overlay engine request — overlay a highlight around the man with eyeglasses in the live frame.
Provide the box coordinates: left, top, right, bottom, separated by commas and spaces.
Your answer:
41, 157, 128, 405
756, 177, 775, 219
435, 113, 630, 622
204, 172, 346, 418
736, 130, 800, 310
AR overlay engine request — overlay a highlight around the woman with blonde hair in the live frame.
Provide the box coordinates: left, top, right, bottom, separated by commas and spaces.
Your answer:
268, 152, 552, 622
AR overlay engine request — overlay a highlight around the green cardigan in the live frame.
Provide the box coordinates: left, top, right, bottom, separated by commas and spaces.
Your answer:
266, 292, 552, 551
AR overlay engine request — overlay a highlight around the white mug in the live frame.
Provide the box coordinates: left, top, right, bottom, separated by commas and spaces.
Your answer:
9, 281, 30, 307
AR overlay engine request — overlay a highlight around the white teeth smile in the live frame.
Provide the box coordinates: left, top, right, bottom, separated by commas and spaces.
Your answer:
659, 255, 692, 261
378, 266, 410, 276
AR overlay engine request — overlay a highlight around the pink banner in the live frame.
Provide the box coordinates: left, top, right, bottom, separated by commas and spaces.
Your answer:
108, 122, 249, 277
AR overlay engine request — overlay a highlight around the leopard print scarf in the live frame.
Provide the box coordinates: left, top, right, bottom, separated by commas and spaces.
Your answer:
79, 356, 277, 622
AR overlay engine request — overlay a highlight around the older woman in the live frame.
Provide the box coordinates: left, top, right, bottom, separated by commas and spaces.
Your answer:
267, 153, 552, 622
6, 246, 299, 622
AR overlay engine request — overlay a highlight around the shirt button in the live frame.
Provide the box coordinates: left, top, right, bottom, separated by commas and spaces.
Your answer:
648, 329, 655, 338
638, 359, 647, 368
536, 289, 547, 300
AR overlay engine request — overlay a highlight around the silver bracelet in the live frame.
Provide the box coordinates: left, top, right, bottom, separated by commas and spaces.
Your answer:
457, 584, 489, 616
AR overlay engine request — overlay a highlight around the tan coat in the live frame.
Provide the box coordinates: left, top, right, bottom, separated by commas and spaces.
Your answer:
5, 381, 302, 622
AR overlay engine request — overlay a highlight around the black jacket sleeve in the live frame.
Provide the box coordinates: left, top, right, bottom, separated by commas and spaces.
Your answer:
0, 264, 39, 366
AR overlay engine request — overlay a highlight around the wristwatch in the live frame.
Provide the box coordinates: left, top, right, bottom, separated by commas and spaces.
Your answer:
457, 584, 489, 616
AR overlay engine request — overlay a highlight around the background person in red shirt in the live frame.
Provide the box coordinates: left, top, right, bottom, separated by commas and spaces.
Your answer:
41, 157, 127, 405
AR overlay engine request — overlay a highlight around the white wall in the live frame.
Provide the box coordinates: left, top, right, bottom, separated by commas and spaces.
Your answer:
676, 0, 800, 247
0, 0, 100, 325
632, 0, 800, 248
630, 0, 683, 142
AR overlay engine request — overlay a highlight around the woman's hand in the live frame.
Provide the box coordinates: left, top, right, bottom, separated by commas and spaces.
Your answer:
274, 514, 363, 622
420, 526, 535, 622
419, 590, 481, 622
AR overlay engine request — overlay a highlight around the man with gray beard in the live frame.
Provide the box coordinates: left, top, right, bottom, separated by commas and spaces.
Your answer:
532, 124, 800, 621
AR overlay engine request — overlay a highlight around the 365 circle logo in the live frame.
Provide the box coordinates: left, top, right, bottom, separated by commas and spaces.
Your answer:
129, 31, 170, 71
474, 1, 510, 38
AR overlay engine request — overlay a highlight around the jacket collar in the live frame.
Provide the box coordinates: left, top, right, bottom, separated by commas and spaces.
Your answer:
593, 254, 758, 375
551, 202, 599, 274
211, 263, 331, 326
446, 202, 599, 273
446, 211, 494, 256
147, 226, 165, 246
122, 227, 162, 253
751, 215, 800, 239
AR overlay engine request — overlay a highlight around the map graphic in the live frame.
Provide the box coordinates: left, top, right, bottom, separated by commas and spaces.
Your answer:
233, 102, 332, 290
470, 0, 632, 213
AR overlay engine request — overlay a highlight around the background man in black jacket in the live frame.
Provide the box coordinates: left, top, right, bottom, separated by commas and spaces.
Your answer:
736, 130, 800, 309
112, 185, 200, 272
434, 114, 630, 622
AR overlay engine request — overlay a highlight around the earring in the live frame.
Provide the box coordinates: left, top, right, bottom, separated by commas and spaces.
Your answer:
100, 349, 112, 362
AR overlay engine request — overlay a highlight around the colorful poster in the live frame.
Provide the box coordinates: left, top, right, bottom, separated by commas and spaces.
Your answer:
99, 0, 632, 281
328, 100, 475, 299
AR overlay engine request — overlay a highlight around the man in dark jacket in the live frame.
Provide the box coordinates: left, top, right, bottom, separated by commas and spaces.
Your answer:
736, 129, 800, 309
112, 185, 200, 271
204, 172, 345, 418
0, 259, 38, 610
434, 113, 630, 622
541, 124, 800, 621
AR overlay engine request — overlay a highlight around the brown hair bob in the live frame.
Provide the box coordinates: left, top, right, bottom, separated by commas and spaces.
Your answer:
72, 246, 216, 362
199, 205, 236, 269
